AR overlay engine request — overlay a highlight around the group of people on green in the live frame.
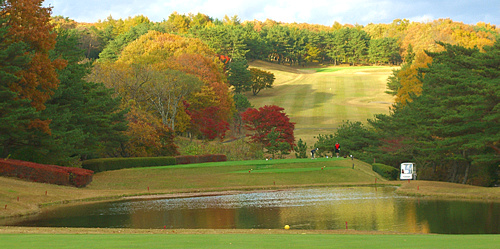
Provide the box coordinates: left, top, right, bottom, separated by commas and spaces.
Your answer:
310, 142, 340, 159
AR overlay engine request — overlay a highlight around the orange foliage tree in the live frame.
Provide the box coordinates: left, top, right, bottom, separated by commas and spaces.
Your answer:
123, 103, 178, 157
2, 0, 66, 112
165, 54, 234, 123
111, 31, 234, 135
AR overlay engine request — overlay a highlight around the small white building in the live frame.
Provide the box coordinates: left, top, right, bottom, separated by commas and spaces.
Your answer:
400, 162, 415, 180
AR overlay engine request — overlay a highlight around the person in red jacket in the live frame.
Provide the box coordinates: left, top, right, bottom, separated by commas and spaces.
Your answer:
335, 142, 340, 158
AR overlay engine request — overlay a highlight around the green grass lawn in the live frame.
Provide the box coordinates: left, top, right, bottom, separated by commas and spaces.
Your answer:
313, 65, 388, 73
248, 61, 397, 146
89, 158, 381, 191
1, 234, 498, 249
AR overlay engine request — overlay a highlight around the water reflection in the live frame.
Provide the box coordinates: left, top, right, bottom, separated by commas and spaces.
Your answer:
2, 187, 499, 234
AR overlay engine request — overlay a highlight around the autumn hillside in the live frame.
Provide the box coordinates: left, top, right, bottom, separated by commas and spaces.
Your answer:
1, 1, 498, 187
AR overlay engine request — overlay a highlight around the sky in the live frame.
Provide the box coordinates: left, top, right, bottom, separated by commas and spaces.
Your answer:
42, 0, 499, 26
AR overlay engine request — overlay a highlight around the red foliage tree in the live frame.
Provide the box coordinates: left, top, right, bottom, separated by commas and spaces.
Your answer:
184, 101, 229, 140
241, 105, 295, 149
166, 53, 234, 128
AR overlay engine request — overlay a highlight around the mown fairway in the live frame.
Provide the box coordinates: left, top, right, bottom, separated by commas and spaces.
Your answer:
0, 233, 498, 249
248, 61, 396, 145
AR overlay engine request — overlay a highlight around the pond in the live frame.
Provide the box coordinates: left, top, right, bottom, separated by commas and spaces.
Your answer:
2, 187, 499, 234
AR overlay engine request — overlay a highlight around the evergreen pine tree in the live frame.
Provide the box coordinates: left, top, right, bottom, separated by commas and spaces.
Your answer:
0, 8, 39, 158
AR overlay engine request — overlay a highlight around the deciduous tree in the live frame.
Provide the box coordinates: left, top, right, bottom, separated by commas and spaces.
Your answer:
123, 103, 178, 157
141, 69, 203, 131
242, 105, 295, 150
1, 0, 66, 112
249, 68, 275, 96
185, 86, 230, 140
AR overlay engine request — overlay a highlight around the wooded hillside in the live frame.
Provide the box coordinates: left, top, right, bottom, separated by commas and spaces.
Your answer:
1, 0, 498, 185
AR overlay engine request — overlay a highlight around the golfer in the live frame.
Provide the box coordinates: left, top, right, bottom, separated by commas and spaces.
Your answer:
335, 142, 340, 158
311, 148, 318, 159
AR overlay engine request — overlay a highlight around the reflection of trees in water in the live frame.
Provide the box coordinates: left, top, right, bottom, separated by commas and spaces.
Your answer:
12, 188, 497, 233
396, 199, 430, 233
130, 204, 239, 229
415, 200, 499, 234
277, 188, 402, 231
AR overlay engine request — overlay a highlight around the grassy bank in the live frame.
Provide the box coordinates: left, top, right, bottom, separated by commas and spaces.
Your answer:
396, 180, 500, 200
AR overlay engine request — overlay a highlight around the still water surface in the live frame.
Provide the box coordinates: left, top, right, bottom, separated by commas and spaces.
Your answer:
4, 187, 499, 234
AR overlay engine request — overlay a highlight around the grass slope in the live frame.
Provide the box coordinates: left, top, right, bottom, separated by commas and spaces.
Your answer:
86, 158, 382, 191
248, 61, 396, 146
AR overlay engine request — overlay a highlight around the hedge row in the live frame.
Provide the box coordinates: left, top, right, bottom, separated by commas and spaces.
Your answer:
82, 154, 227, 173
372, 163, 399, 180
0, 159, 94, 187
175, 154, 227, 165
82, 156, 177, 173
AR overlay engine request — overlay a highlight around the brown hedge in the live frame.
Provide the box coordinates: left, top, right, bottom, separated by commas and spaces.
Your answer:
0, 159, 94, 188
175, 154, 227, 164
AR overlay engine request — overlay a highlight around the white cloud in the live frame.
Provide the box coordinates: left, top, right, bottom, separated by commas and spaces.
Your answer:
409, 14, 435, 23
42, 0, 499, 25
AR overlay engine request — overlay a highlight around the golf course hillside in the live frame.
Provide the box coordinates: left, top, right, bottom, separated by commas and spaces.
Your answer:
247, 61, 396, 145
0, 158, 386, 219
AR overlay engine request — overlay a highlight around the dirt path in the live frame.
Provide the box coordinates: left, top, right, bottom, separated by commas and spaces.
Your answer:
0, 226, 405, 235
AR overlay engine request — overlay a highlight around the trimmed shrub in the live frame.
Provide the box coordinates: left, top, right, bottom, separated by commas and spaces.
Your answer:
67, 167, 94, 187
82, 156, 177, 173
372, 163, 399, 180
82, 154, 227, 173
0, 159, 94, 187
175, 154, 227, 164
175, 155, 198, 165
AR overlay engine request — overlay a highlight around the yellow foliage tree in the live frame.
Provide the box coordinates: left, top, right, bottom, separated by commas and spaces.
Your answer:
91, 31, 234, 135
395, 51, 433, 105
394, 19, 497, 105
117, 31, 213, 64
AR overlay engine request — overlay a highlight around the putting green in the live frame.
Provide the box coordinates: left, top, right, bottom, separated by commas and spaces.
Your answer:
232, 166, 345, 173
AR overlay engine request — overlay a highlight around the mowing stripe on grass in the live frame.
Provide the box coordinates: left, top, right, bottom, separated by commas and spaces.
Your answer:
313, 66, 387, 73
139, 158, 347, 170
232, 166, 346, 173
247, 63, 394, 141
